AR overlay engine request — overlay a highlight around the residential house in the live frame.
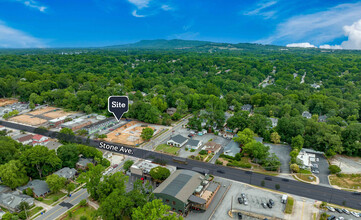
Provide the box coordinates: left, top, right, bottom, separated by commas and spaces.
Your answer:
166, 108, 177, 116
167, 135, 188, 147
0, 192, 34, 212
302, 111, 312, 119
153, 170, 218, 215
18, 180, 50, 198
32, 135, 49, 146
219, 131, 234, 139
318, 115, 328, 122
241, 104, 252, 112
269, 117, 278, 128
76, 158, 94, 170
14, 134, 34, 145
54, 167, 77, 180
185, 139, 202, 150
130, 159, 176, 179
228, 105, 235, 111
203, 141, 222, 154
0, 186, 11, 194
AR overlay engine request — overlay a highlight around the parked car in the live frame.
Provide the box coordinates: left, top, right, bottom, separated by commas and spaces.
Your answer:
265, 177, 272, 181
351, 211, 359, 217
237, 212, 242, 219
342, 208, 350, 215
237, 197, 243, 204
269, 199, 275, 206
335, 208, 343, 213
241, 193, 246, 198
243, 198, 248, 206
217, 169, 225, 174
261, 203, 267, 208
282, 178, 289, 182
312, 164, 319, 168
327, 216, 336, 220
112, 164, 118, 168
337, 217, 344, 220
326, 206, 336, 212
267, 202, 272, 208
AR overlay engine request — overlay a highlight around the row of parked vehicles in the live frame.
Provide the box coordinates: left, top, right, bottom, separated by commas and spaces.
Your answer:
237, 193, 275, 209
326, 205, 361, 219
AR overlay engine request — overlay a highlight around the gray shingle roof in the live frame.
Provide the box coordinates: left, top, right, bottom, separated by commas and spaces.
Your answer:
76, 158, 94, 167
169, 134, 188, 144
18, 180, 50, 197
186, 139, 200, 147
54, 167, 77, 179
0, 191, 34, 211
153, 170, 204, 203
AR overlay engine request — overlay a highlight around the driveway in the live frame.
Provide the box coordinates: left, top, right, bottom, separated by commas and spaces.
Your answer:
315, 154, 330, 185
264, 143, 292, 173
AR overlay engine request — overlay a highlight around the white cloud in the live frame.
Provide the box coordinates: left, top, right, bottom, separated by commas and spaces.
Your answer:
286, 42, 316, 48
161, 5, 172, 11
244, 0, 277, 19
319, 44, 342, 49
132, 10, 146, 17
0, 21, 45, 48
15, 0, 47, 12
260, 2, 361, 45
127, 0, 150, 9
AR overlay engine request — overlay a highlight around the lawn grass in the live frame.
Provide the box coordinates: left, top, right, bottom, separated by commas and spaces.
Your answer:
329, 174, 361, 190
155, 144, 180, 155
42, 191, 67, 205
285, 196, 294, 214
294, 173, 317, 183
28, 206, 43, 217
63, 205, 96, 220
299, 169, 312, 174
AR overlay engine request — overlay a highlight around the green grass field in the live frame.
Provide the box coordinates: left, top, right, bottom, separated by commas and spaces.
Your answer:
155, 144, 180, 155
63, 205, 96, 220
285, 196, 294, 214
42, 191, 67, 205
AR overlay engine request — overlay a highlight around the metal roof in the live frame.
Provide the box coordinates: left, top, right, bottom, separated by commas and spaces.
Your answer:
153, 170, 204, 203
188, 195, 206, 204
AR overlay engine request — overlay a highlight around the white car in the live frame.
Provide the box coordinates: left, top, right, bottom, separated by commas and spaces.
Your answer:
243, 198, 248, 206
326, 206, 335, 212
351, 211, 359, 217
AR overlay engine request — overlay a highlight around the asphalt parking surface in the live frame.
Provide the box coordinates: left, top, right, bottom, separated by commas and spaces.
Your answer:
314, 154, 330, 185
265, 143, 292, 173
324, 208, 361, 220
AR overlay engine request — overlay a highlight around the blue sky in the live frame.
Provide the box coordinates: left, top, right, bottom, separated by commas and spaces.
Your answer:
1, 0, 361, 49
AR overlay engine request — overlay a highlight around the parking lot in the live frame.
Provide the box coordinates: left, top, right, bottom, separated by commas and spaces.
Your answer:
314, 154, 330, 185
211, 180, 286, 220
265, 143, 292, 173
324, 207, 361, 220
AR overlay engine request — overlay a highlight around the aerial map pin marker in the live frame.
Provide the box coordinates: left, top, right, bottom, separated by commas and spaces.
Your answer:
108, 96, 129, 121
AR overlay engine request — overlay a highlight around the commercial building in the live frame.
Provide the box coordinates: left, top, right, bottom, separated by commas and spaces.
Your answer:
49, 116, 67, 127
297, 150, 316, 168
130, 159, 176, 179
167, 134, 188, 147
60, 118, 93, 131
153, 170, 219, 215
83, 118, 117, 135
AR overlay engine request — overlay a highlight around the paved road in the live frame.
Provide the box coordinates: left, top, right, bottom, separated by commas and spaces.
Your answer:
34, 189, 88, 220
1, 120, 361, 211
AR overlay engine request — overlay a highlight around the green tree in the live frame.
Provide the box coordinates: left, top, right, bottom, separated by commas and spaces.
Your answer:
97, 172, 128, 202
149, 166, 170, 181
226, 111, 249, 130
244, 141, 270, 161
233, 128, 255, 146
123, 160, 134, 172
140, 127, 154, 141
132, 199, 183, 220
57, 144, 79, 168
20, 145, 62, 179
79, 199, 87, 207
329, 165, 341, 174
0, 136, 21, 165
58, 127, 76, 144
0, 160, 29, 189
29, 101, 35, 110
270, 132, 281, 144
77, 164, 104, 200
291, 135, 304, 150
98, 189, 134, 219
290, 164, 300, 173
46, 174, 66, 193
66, 183, 76, 195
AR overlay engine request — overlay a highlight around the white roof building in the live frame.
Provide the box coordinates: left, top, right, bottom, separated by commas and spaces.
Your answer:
297, 150, 316, 167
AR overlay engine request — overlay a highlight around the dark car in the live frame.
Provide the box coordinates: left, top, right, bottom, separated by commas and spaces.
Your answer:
261, 203, 267, 208
267, 202, 272, 208
217, 169, 225, 174
265, 177, 272, 181
282, 178, 289, 182
237, 212, 242, 219
269, 199, 275, 206
237, 197, 243, 204
245, 171, 253, 175
188, 134, 193, 138
326, 216, 336, 220
335, 208, 343, 213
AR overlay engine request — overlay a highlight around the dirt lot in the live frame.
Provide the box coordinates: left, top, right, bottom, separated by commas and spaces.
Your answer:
10, 114, 47, 126
0, 98, 18, 107
330, 155, 361, 174
105, 121, 165, 146
43, 110, 74, 119
29, 107, 57, 115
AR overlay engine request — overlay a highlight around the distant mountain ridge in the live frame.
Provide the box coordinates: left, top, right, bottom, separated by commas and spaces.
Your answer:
105, 39, 285, 50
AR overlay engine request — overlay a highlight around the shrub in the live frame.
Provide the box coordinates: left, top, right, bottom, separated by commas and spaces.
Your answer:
185, 148, 189, 151
80, 216, 88, 220
261, 180, 265, 186
199, 150, 208, 155
215, 159, 223, 165
219, 154, 235, 160
329, 165, 341, 174
275, 184, 280, 190
190, 149, 195, 152
36, 197, 43, 201
290, 164, 300, 173
79, 199, 87, 207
